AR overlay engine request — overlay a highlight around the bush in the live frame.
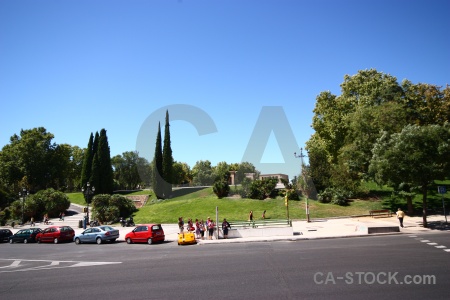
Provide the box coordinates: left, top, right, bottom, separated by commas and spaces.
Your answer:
92, 194, 138, 223
9, 188, 70, 221
318, 187, 349, 206
213, 180, 230, 198
249, 178, 278, 200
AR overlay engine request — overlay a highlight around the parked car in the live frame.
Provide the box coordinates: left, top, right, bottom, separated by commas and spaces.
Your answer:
36, 226, 75, 244
9, 228, 42, 244
1, 229, 13, 243
125, 224, 165, 245
74, 226, 120, 245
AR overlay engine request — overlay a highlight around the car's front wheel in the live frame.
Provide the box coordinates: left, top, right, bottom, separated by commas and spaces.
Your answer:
126, 237, 132, 244
9, 239, 13, 244
96, 237, 102, 245
24, 239, 28, 244
75, 238, 81, 245
147, 238, 153, 245
54, 238, 59, 244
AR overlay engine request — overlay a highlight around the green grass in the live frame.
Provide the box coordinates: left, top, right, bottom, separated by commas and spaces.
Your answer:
132, 187, 383, 224
67, 181, 450, 223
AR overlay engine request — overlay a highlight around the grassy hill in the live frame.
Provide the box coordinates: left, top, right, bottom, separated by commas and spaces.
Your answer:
67, 186, 384, 224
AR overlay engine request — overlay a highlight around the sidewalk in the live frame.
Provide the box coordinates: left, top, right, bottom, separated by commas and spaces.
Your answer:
3, 205, 448, 244
197, 214, 449, 244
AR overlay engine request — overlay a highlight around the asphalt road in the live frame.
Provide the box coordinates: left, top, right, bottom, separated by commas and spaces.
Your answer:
1, 232, 449, 300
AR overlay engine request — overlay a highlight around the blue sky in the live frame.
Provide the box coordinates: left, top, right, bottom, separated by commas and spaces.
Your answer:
1, 0, 449, 180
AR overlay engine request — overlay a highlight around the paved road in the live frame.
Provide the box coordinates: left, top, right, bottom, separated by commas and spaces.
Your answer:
1, 232, 449, 300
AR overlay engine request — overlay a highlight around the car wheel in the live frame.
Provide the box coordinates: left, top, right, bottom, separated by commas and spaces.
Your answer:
126, 237, 132, 244
75, 238, 81, 245
147, 238, 153, 245
24, 239, 28, 244
37, 239, 41, 244
9, 239, 13, 244
54, 238, 59, 244
96, 237, 102, 245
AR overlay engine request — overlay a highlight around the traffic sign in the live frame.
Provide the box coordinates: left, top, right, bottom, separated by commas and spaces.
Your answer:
438, 186, 446, 194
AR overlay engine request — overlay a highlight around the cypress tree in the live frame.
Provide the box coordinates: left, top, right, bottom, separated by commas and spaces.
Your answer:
162, 110, 173, 198
90, 152, 100, 198
152, 122, 164, 199
98, 128, 114, 194
80, 133, 94, 188
90, 131, 100, 192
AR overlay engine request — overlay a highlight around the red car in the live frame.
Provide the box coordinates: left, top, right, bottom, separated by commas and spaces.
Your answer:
125, 224, 165, 245
36, 226, 75, 244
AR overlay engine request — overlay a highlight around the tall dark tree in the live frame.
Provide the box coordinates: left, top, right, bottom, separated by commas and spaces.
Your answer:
152, 122, 164, 198
80, 133, 94, 188
97, 129, 114, 194
162, 110, 173, 198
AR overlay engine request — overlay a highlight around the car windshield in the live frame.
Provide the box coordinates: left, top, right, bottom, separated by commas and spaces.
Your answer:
100, 226, 114, 231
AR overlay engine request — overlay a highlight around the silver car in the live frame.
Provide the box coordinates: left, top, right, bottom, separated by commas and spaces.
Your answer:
74, 226, 119, 245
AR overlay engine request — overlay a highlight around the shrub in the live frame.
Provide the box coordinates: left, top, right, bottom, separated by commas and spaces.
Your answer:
318, 187, 349, 206
213, 180, 230, 198
92, 194, 138, 223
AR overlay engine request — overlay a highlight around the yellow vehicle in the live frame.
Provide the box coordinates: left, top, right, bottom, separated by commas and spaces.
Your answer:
178, 231, 196, 245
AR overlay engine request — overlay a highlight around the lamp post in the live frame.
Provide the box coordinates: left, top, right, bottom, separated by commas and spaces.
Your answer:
82, 182, 95, 229
19, 188, 29, 225
294, 148, 310, 222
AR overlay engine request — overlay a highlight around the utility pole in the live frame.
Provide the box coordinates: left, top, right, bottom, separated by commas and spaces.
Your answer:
294, 148, 310, 222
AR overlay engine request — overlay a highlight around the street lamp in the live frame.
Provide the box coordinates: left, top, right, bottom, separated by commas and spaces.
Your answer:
294, 148, 310, 223
82, 182, 95, 228
19, 188, 29, 225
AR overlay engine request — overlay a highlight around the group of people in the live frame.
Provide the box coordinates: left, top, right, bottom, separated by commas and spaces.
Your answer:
248, 210, 266, 221
178, 216, 231, 240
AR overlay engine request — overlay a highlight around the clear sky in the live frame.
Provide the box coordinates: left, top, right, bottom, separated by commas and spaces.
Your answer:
1, 0, 449, 180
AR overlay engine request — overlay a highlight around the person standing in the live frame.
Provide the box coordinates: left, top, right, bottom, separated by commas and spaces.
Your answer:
207, 217, 215, 240
249, 210, 253, 221
396, 208, 405, 228
30, 217, 35, 227
262, 210, 266, 220
178, 217, 185, 233
195, 219, 201, 239
222, 218, 231, 239
199, 219, 206, 240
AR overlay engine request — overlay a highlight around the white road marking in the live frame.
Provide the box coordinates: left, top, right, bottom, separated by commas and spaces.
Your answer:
0, 260, 21, 269
420, 240, 431, 242
427, 243, 438, 245
435, 245, 447, 249
0, 259, 121, 273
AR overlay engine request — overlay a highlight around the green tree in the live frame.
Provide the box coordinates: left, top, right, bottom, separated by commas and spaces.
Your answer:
112, 151, 147, 190
172, 161, 192, 185
213, 179, 230, 198
214, 161, 230, 181
192, 160, 215, 186
249, 178, 278, 200
0, 127, 71, 192
162, 110, 173, 198
235, 162, 258, 184
80, 133, 94, 188
97, 129, 114, 194
152, 123, 164, 198
369, 124, 450, 227
10, 188, 70, 221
